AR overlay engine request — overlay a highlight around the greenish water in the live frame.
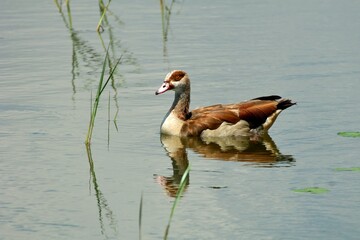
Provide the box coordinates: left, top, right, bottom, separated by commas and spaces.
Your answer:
1, 0, 360, 239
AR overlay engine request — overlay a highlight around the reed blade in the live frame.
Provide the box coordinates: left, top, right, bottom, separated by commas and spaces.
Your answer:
85, 44, 121, 144
97, 0, 112, 32
163, 165, 190, 240
139, 192, 143, 240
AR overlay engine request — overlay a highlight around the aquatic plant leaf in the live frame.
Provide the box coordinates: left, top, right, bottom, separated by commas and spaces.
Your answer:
335, 167, 360, 172
292, 187, 329, 194
337, 132, 360, 137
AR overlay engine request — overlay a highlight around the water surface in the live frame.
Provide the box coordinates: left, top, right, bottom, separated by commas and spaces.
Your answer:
1, 0, 360, 239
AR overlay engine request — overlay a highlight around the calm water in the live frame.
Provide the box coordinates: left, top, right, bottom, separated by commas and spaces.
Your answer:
1, 0, 360, 239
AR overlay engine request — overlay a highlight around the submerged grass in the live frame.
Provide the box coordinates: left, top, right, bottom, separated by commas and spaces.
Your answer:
85, 45, 121, 145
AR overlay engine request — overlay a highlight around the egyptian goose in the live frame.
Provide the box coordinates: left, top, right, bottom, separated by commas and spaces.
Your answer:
155, 70, 295, 137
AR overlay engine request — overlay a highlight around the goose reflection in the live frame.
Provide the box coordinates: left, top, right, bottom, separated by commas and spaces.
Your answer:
156, 133, 294, 196
155, 134, 190, 197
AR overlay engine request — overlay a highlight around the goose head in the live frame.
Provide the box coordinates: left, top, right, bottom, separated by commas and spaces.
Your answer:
155, 70, 189, 95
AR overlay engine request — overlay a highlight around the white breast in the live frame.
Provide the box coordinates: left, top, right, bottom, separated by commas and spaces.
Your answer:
160, 111, 184, 136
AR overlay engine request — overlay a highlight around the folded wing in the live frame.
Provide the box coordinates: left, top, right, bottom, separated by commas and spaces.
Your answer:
180, 96, 295, 136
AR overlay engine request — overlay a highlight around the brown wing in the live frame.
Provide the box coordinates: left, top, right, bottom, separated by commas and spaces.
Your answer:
181, 104, 240, 136
238, 100, 279, 128
180, 97, 292, 136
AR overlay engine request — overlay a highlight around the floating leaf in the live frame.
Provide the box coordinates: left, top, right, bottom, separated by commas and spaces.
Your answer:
335, 167, 360, 172
292, 187, 329, 194
337, 132, 360, 138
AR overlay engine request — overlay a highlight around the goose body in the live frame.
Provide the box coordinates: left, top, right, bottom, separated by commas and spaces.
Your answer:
155, 70, 295, 137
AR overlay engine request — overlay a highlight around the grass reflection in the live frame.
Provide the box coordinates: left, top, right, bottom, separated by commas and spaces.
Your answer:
159, 0, 179, 57
85, 144, 118, 238
54, 0, 104, 96
55, 0, 138, 142
54, 0, 138, 93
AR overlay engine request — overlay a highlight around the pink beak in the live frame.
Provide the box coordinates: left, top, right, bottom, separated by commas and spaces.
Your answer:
155, 82, 171, 95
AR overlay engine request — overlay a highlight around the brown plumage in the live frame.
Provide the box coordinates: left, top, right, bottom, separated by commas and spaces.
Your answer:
155, 70, 295, 137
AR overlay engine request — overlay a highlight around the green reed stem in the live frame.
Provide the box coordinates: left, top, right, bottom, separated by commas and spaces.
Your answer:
163, 164, 191, 240
97, 0, 112, 32
54, 0, 61, 12
85, 45, 121, 145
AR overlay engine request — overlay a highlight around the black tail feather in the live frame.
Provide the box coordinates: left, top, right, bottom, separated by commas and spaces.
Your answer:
252, 95, 282, 101
278, 99, 296, 110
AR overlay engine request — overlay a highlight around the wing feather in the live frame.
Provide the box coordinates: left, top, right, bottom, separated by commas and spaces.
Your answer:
180, 98, 287, 136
